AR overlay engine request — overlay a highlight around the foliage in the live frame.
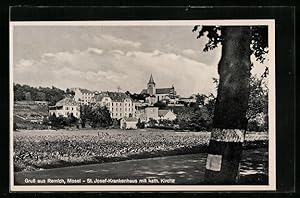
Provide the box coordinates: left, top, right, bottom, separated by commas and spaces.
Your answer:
247, 75, 268, 120
46, 113, 79, 129
48, 114, 66, 129
148, 118, 158, 127
176, 106, 213, 131
66, 88, 75, 96
14, 84, 66, 105
192, 26, 223, 52
80, 104, 112, 128
195, 94, 206, 106
136, 118, 145, 129
210, 76, 268, 131
153, 101, 167, 109
125, 90, 149, 101
192, 25, 268, 65
111, 119, 120, 129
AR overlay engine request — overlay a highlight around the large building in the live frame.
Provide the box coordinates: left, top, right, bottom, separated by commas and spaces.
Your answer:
49, 97, 80, 118
136, 107, 177, 122
95, 91, 138, 119
71, 88, 95, 105
140, 74, 176, 104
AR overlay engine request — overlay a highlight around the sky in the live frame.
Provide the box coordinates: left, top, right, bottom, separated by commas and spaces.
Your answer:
13, 24, 267, 97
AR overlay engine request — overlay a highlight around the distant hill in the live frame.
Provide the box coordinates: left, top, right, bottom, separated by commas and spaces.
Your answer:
14, 83, 67, 106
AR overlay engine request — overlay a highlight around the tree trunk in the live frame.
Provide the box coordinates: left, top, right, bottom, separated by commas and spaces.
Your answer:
204, 26, 252, 184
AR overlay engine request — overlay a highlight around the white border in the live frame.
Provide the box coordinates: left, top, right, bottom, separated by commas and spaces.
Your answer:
9, 20, 276, 192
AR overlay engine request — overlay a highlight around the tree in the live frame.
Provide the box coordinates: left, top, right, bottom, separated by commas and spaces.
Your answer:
125, 90, 149, 101
211, 76, 268, 131
153, 101, 167, 109
66, 88, 75, 97
195, 94, 206, 106
80, 104, 112, 128
13, 84, 66, 105
193, 25, 268, 184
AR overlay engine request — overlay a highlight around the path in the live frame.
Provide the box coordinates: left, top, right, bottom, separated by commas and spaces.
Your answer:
15, 148, 268, 185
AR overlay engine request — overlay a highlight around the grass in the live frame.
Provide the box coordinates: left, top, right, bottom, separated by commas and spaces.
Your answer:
14, 128, 268, 172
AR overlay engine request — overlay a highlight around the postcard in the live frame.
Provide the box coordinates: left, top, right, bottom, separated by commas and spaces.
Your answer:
10, 20, 276, 191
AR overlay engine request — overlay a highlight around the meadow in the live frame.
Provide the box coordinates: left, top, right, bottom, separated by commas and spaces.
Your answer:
13, 129, 268, 172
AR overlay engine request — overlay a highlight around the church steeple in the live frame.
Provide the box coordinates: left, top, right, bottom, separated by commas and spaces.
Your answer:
147, 74, 156, 96
148, 74, 155, 85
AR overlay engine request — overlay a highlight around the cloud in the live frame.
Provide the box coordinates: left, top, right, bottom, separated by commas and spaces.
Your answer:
96, 35, 141, 49
77, 33, 142, 52
14, 47, 218, 96
86, 48, 103, 55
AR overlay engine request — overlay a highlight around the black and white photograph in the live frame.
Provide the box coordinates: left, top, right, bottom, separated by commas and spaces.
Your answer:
10, 20, 276, 191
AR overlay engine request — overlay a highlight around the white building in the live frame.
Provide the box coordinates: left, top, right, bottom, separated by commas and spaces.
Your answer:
136, 107, 176, 122
179, 97, 197, 103
95, 91, 137, 119
158, 109, 177, 121
49, 98, 80, 118
120, 117, 138, 129
72, 88, 95, 105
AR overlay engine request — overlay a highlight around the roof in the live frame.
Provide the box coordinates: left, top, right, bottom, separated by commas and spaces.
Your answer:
95, 91, 132, 102
148, 74, 155, 85
55, 98, 79, 106
140, 89, 147, 94
141, 87, 175, 95
158, 110, 171, 117
156, 87, 175, 94
79, 88, 93, 94
122, 117, 138, 122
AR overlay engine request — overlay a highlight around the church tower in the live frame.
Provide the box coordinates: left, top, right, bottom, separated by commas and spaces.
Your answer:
147, 74, 156, 96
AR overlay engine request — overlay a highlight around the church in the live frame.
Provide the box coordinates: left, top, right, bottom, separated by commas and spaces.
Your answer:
140, 74, 176, 104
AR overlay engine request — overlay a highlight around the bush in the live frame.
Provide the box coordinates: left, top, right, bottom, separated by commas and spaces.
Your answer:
136, 119, 145, 129
81, 105, 112, 128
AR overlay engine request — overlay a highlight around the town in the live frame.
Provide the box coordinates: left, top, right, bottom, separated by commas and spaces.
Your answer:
14, 74, 212, 131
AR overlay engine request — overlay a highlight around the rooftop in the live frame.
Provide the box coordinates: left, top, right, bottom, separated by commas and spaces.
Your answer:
55, 97, 79, 107
95, 91, 132, 102
79, 88, 94, 94
156, 87, 175, 94
158, 109, 172, 117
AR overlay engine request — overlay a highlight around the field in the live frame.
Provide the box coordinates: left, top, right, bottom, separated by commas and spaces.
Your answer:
13, 129, 268, 172
14, 102, 49, 130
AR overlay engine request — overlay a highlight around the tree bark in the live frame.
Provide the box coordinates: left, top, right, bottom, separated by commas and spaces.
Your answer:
204, 26, 252, 184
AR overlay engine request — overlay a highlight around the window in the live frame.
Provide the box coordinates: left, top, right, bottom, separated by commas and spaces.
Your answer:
66, 107, 69, 110
125, 108, 127, 111
112, 108, 114, 111
72, 107, 73, 110
115, 113, 117, 116
125, 113, 127, 117
120, 113, 122, 116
